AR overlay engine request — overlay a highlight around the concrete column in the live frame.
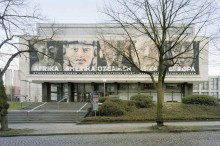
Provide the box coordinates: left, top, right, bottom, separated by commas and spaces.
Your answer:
183, 82, 193, 97
138, 82, 141, 94
57, 84, 63, 101
91, 82, 95, 91
42, 82, 50, 102
68, 82, 74, 102
114, 82, 118, 95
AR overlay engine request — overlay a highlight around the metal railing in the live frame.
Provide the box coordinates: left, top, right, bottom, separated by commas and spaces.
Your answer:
20, 98, 31, 109
57, 96, 68, 110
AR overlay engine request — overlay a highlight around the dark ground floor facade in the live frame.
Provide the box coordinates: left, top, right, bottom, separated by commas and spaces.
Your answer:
42, 82, 193, 102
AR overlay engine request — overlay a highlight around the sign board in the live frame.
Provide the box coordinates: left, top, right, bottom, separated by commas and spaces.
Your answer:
91, 91, 99, 102
92, 102, 98, 111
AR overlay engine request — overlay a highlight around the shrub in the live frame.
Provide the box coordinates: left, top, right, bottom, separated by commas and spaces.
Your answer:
130, 94, 153, 108
182, 95, 218, 106
122, 100, 136, 112
99, 101, 125, 116
98, 97, 122, 103
127, 100, 136, 107
98, 97, 108, 103
109, 98, 122, 104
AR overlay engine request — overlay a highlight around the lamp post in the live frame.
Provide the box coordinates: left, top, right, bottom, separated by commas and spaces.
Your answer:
103, 79, 106, 98
28, 79, 32, 102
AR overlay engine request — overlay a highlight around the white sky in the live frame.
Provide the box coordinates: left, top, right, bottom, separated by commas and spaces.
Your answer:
29, 0, 106, 23
19, 0, 220, 76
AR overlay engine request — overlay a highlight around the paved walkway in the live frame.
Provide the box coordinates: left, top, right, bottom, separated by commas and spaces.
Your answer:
1, 121, 220, 136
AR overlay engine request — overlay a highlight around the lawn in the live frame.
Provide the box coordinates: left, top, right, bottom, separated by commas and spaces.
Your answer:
8, 102, 33, 110
82, 102, 220, 123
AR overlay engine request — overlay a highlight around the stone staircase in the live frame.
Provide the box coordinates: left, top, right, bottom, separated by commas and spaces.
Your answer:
8, 102, 90, 123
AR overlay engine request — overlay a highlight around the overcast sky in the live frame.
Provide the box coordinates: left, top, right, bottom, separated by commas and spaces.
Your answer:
30, 0, 106, 23
25, 0, 220, 76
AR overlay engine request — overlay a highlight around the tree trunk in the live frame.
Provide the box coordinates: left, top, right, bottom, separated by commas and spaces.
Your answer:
1, 115, 8, 131
0, 76, 9, 131
156, 82, 164, 126
156, 58, 165, 126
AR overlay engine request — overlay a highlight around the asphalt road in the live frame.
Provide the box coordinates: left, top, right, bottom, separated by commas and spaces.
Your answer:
1, 131, 220, 146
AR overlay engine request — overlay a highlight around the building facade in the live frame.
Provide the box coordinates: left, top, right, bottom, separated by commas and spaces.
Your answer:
193, 76, 220, 99
19, 23, 209, 102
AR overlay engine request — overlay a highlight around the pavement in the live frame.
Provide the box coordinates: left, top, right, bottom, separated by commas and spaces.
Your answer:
1, 121, 220, 136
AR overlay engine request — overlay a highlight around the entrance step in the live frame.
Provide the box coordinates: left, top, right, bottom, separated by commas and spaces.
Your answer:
8, 110, 87, 123
20, 102, 89, 111
8, 102, 90, 123
37, 102, 88, 110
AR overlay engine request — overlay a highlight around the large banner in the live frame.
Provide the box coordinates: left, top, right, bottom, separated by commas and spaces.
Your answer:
165, 41, 199, 75
29, 40, 199, 75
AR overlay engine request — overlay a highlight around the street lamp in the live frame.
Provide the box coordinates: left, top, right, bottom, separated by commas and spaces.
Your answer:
103, 79, 106, 98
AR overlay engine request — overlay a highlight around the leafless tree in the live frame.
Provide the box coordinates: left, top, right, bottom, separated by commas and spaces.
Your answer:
101, 0, 219, 126
0, 0, 56, 131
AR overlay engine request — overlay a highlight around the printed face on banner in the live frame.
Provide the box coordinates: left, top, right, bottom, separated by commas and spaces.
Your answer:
99, 40, 130, 67
30, 41, 62, 72
63, 41, 97, 71
131, 39, 158, 72
172, 42, 194, 67
168, 42, 198, 73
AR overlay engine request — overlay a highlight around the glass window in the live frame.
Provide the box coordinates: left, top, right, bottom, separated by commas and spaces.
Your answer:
78, 84, 84, 92
193, 92, 199, 95
210, 78, 218, 90
210, 92, 218, 98
142, 83, 155, 90
85, 84, 92, 92
107, 84, 115, 92
165, 84, 181, 91
63, 84, 68, 98
201, 82, 208, 90
50, 83, 62, 101
99, 83, 104, 92
202, 92, 208, 95
51, 84, 58, 92
51, 93, 57, 101
193, 84, 199, 90
119, 84, 128, 90
129, 83, 138, 91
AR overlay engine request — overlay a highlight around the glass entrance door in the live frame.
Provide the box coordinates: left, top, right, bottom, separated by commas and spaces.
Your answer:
50, 83, 62, 102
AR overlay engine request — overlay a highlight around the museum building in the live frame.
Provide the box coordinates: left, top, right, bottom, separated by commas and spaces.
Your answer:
19, 23, 208, 102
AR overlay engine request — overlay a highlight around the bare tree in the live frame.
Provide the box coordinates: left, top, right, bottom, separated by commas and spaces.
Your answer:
0, 0, 56, 131
101, 0, 219, 126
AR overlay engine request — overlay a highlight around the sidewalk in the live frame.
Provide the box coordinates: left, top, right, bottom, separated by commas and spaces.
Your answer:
1, 121, 220, 136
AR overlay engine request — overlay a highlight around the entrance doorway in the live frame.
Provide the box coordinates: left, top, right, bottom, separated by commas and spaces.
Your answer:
50, 83, 63, 102
50, 83, 69, 102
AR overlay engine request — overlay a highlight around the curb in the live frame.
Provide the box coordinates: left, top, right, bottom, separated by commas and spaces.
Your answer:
1, 127, 220, 137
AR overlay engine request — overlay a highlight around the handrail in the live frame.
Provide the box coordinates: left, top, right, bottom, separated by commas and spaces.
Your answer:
27, 102, 47, 113
20, 98, 31, 109
57, 96, 68, 110
26, 102, 47, 121
58, 96, 68, 103
20, 98, 31, 103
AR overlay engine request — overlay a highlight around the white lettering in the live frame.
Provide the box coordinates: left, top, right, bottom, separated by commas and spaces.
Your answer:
169, 66, 195, 72
34, 66, 59, 71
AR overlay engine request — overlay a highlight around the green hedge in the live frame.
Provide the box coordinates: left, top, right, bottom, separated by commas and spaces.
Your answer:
182, 95, 218, 106
130, 94, 154, 108
99, 101, 125, 116
98, 97, 108, 103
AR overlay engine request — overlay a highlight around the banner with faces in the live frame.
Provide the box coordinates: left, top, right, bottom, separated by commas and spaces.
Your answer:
29, 40, 199, 75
